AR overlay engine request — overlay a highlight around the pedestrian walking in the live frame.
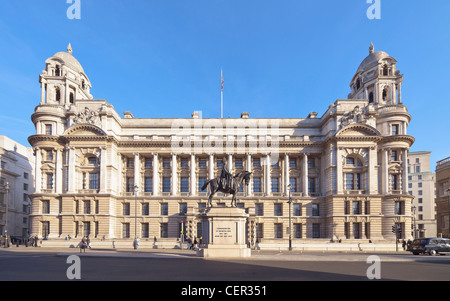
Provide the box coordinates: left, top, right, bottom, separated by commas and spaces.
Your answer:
402, 240, 406, 251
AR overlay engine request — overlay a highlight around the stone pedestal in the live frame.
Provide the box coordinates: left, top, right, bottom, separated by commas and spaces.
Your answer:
197, 207, 251, 258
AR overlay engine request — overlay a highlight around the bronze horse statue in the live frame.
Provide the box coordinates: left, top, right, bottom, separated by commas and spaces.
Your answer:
201, 171, 252, 207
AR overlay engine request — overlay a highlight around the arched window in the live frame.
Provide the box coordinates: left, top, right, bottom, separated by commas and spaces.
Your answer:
55, 88, 61, 103
383, 65, 389, 76
382, 88, 388, 101
344, 155, 364, 191
356, 79, 361, 90
368, 92, 374, 103
55, 65, 61, 77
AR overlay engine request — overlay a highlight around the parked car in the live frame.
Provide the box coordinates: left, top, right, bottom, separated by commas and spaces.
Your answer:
409, 238, 450, 255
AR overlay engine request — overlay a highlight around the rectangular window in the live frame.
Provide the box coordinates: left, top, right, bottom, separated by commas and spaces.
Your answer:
253, 177, 261, 193
415, 166, 421, 173
24, 172, 29, 179
352, 201, 360, 215
293, 203, 302, 216
390, 174, 398, 191
198, 177, 206, 192
256, 224, 263, 239
180, 177, 189, 193
274, 223, 283, 238
47, 150, 54, 161
216, 159, 223, 168
142, 203, 149, 215
141, 223, 149, 238
255, 203, 264, 216
312, 204, 319, 216
144, 158, 152, 168
122, 223, 130, 238
307, 158, 315, 168
127, 158, 134, 168
395, 201, 404, 215
345, 173, 354, 190
42, 200, 50, 214
89, 173, 99, 190
392, 124, 399, 135
161, 203, 168, 216
180, 158, 189, 168
126, 177, 134, 193
24, 183, 28, 191
294, 224, 302, 238
163, 177, 171, 193
160, 223, 168, 238
45, 124, 53, 135
235, 158, 243, 169
289, 177, 297, 192
353, 223, 361, 239
84, 201, 90, 214
123, 203, 130, 215
271, 177, 279, 192
308, 177, 316, 193
47, 173, 54, 189
198, 159, 207, 168
274, 203, 283, 216
179, 203, 187, 215
144, 177, 153, 193
391, 150, 398, 162
253, 158, 261, 168
163, 158, 171, 168
289, 158, 297, 168
312, 224, 320, 238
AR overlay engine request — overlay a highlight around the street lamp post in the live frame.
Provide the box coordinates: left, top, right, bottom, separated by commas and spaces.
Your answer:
1, 181, 9, 248
134, 184, 138, 249
287, 184, 292, 251
411, 205, 417, 240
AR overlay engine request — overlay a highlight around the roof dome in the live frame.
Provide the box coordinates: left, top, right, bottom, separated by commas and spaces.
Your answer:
356, 43, 395, 73
46, 43, 85, 74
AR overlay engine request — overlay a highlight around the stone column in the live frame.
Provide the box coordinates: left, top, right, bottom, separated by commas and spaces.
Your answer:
336, 147, 343, 194
34, 147, 42, 193
55, 148, 63, 194
246, 153, 252, 196
381, 148, 389, 194
265, 153, 271, 196
190, 153, 196, 196
67, 147, 76, 193
40, 81, 46, 104
100, 147, 107, 193
209, 153, 214, 180
402, 149, 408, 194
171, 153, 177, 196
368, 146, 377, 194
303, 153, 309, 197
152, 153, 159, 196
134, 152, 140, 194
284, 153, 290, 195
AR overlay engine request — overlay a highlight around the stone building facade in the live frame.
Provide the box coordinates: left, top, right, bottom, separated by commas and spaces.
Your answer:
436, 157, 450, 238
0, 135, 34, 239
28, 43, 414, 247
407, 151, 436, 238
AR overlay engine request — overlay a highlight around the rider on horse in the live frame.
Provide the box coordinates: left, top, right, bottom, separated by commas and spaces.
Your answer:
219, 157, 232, 191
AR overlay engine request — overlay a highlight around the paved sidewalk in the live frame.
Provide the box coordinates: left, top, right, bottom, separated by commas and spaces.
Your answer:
0, 245, 423, 262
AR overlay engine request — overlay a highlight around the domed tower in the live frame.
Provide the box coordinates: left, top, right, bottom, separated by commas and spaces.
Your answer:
39, 43, 93, 106
349, 42, 402, 106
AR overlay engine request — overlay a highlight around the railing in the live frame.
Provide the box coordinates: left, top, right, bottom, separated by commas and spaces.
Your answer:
437, 157, 450, 170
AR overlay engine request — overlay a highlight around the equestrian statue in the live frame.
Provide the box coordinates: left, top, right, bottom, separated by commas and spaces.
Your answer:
201, 157, 252, 207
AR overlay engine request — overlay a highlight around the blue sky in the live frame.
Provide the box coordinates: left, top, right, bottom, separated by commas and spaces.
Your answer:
0, 0, 449, 167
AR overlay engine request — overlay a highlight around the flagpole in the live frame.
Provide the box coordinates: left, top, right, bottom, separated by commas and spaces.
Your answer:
221, 69, 223, 118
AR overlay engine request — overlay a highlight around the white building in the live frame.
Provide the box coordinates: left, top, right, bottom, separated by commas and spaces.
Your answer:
28, 43, 415, 248
0, 135, 34, 239
407, 151, 437, 238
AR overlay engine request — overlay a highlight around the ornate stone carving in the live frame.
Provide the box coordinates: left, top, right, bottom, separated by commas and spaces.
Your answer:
340, 104, 375, 128
73, 107, 100, 127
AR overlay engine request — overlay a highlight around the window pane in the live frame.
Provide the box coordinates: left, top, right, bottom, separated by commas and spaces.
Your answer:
345, 173, 354, 190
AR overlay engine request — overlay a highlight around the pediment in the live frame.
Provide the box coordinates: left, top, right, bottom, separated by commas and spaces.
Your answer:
63, 124, 107, 136
336, 124, 380, 137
